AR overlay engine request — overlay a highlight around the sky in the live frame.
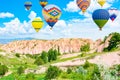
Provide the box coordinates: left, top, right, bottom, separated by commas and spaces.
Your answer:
0, 0, 120, 40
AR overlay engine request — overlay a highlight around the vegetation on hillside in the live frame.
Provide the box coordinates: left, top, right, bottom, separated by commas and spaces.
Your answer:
104, 32, 120, 51
0, 32, 120, 80
80, 44, 90, 52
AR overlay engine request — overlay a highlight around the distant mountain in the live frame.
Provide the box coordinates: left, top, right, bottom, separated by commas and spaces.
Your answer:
0, 37, 33, 44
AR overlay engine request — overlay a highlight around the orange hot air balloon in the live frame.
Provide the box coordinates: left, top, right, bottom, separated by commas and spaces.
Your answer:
76, 0, 91, 13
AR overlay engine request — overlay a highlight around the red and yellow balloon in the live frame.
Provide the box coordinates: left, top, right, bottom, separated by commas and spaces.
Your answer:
76, 0, 91, 13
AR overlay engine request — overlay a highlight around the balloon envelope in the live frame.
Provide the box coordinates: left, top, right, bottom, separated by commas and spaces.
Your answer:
39, 0, 48, 8
97, 0, 106, 7
42, 4, 61, 29
24, 1, 32, 10
76, 0, 91, 13
32, 18, 44, 32
108, 8, 119, 21
92, 9, 109, 30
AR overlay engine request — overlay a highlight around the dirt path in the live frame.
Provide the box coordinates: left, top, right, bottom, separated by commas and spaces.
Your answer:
26, 51, 120, 74
60, 52, 81, 59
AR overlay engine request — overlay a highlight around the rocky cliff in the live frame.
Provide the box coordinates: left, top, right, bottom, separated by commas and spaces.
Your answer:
0, 36, 112, 54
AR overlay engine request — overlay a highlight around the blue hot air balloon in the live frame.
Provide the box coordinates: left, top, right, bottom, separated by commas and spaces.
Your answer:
24, 1, 32, 10
92, 9, 110, 30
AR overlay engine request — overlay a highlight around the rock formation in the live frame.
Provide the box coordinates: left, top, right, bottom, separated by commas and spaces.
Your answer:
0, 36, 112, 54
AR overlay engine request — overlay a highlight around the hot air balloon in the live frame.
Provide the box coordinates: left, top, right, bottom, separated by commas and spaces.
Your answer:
24, 1, 32, 10
97, 0, 106, 7
108, 8, 119, 22
92, 9, 109, 30
42, 4, 61, 29
39, 0, 48, 8
76, 0, 91, 13
32, 18, 44, 32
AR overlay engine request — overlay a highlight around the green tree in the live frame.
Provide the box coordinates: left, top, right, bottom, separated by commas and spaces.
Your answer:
53, 49, 58, 60
48, 48, 58, 62
34, 57, 44, 65
57, 46, 61, 55
17, 66, 24, 75
45, 66, 61, 79
0, 64, 8, 76
107, 32, 120, 51
80, 44, 90, 52
41, 51, 48, 63
48, 48, 53, 62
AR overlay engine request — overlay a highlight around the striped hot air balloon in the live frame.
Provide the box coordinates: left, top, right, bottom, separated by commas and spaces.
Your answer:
39, 0, 48, 8
97, 0, 106, 7
42, 4, 61, 29
92, 9, 110, 30
108, 8, 119, 22
24, 1, 32, 10
32, 18, 44, 32
76, 0, 91, 13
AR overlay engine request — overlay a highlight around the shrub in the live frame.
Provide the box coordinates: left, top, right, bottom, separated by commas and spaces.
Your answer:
80, 44, 90, 52
83, 60, 91, 69
41, 51, 48, 63
67, 67, 72, 74
45, 65, 61, 79
0, 64, 8, 76
34, 57, 44, 66
76, 66, 87, 75
15, 53, 20, 58
26, 73, 35, 80
17, 66, 24, 75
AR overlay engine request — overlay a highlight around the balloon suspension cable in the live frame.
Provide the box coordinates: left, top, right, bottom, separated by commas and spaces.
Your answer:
99, 28, 102, 31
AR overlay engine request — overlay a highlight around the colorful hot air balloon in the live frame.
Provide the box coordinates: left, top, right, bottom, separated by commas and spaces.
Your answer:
108, 8, 119, 22
76, 0, 91, 13
24, 1, 32, 10
97, 0, 106, 7
92, 9, 109, 30
42, 4, 61, 29
39, 0, 48, 8
32, 18, 44, 32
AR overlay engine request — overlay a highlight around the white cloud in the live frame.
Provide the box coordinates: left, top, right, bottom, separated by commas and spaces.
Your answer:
0, 11, 39, 38
0, 12, 14, 18
63, 0, 79, 12
28, 11, 37, 20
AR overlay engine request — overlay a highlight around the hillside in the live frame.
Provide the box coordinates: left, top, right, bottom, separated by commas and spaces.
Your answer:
0, 37, 112, 54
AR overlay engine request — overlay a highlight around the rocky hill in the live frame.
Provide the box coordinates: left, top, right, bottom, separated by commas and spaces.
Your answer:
0, 36, 112, 54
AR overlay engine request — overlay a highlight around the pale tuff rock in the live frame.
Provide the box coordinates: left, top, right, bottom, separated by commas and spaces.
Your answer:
0, 36, 112, 54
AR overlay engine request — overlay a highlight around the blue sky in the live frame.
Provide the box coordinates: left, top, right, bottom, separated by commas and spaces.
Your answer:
0, 0, 120, 40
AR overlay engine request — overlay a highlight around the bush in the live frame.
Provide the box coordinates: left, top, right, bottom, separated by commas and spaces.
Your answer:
15, 53, 20, 58
41, 51, 48, 63
80, 44, 90, 52
0, 64, 8, 76
34, 57, 44, 66
67, 67, 72, 74
26, 73, 35, 80
17, 66, 24, 75
45, 65, 61, 79
83, 60, 91, 69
